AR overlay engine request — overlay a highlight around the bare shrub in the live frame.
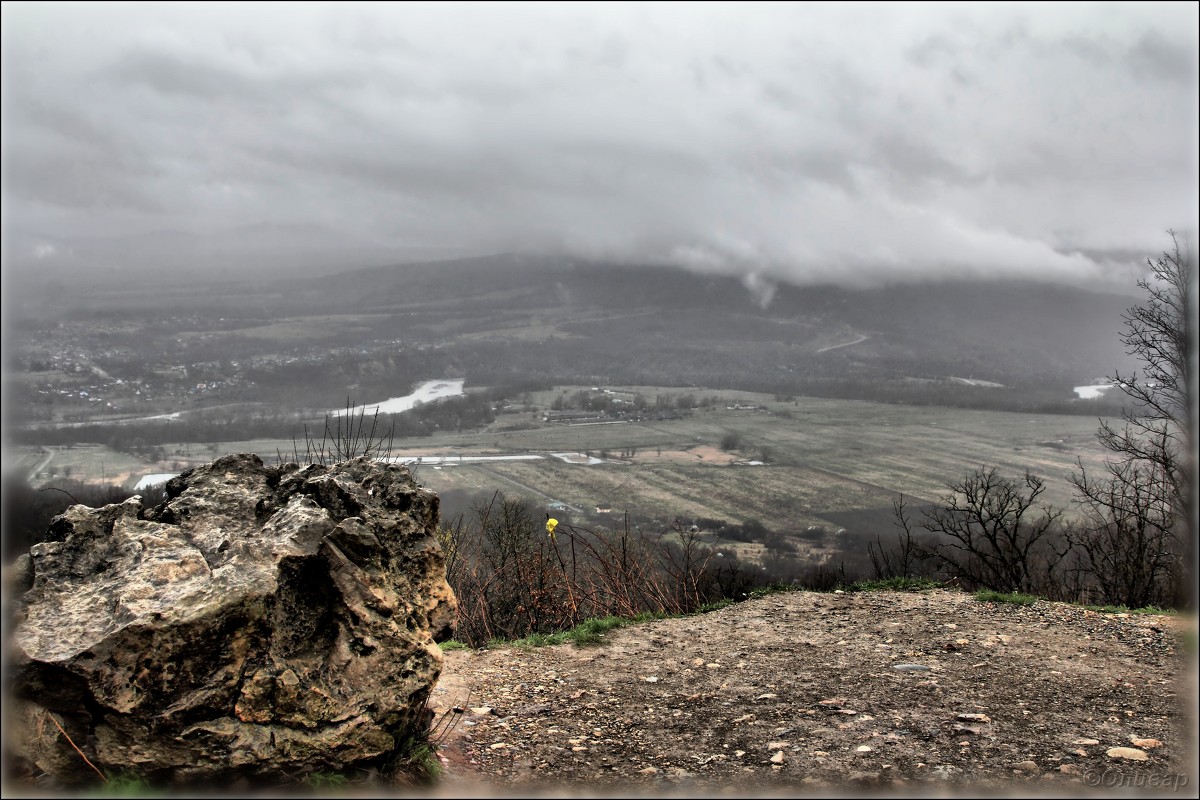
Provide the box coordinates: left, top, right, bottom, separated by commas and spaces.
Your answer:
279, 397, 395, 466
440, 496, 726, 646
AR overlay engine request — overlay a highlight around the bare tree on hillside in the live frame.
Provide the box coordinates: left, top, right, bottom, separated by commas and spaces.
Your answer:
921, 467, 1067, 594
1069, 231, 1194, 607
1066, 458, 1178, 608
872, 494, 929, 579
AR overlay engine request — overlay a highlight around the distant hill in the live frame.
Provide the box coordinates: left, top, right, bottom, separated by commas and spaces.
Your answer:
296, 254, 1140, 390
5, 245, 1141, 404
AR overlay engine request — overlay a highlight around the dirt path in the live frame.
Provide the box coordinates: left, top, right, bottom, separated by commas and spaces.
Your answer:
816, 334, 870, 354
427, 589, 1197, 797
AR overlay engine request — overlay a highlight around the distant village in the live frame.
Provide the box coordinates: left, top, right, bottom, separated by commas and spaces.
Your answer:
10, 316, 420, 426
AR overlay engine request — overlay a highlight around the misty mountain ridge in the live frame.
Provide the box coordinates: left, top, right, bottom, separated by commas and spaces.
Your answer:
5, 239, 1141, 393
6, 220, 1148, 294
291, 253, 1139, 389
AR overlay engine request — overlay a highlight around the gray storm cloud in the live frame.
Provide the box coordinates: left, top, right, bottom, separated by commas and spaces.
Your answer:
2, 2, 1196, 289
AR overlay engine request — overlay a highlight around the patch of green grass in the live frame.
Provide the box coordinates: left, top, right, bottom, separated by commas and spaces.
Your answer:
566, 615, 629, 645
974, 590, 1040, 606
697, 598, 735, 613
746, 582, 799, 599
1081, 603, 1176, 616
494, 610, 673, 650
303, 771, 351, 791
499, 631, 556, 648
438, 639, 469, 651
384, 731, 443, 787
93, 773, 159, 796
506, 615, 641, 648
852, 577, 943, 592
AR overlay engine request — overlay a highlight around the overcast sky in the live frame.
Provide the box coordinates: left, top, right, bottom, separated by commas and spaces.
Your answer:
2, 1, 1197, 289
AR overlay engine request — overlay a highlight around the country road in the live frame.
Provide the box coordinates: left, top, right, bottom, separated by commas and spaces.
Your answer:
816, 333, 869, 353
16, 402, 273, 431
26, 447, 55, 482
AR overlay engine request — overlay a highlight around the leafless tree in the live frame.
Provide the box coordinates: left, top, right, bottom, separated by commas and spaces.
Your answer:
920, 466, 1067, 594
1067, 458, 1178, 607
872, 494, 929, 579
1069, 232, 1194, 607
1098, 232, 1192, 518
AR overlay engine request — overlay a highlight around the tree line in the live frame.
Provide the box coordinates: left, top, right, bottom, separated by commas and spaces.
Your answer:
11, 392, 505, 452
867, 233, 1193, 609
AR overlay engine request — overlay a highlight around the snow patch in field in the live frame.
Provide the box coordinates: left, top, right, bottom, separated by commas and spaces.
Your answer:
135, 473, 177, 490
551, 452, 606, 465
1074, 384, 1114, 399
332, 379, 465, 416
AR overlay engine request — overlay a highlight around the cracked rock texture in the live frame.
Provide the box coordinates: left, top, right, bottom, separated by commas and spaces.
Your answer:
6, 454, 456, 786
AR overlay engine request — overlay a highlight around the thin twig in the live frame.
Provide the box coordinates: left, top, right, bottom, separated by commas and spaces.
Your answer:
49, 713, 106, 783
38, 486, 81, 504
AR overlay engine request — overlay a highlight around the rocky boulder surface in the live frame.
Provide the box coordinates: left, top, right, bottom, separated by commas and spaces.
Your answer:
5, 454, 456, 787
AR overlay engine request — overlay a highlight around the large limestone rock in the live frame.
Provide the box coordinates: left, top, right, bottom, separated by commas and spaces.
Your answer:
6, 454, 457, 786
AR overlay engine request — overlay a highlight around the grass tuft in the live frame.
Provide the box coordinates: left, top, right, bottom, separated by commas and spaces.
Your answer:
852, 577, 942, 592
92, 773, 159, 797
303, 771, 351, 791
496, 611, 674, 649
697, 598, 735, 613
384, 731, 443, 787
1080, 603, 1175, 616
567, 616, 627, 646
746, 582, 799, 599
974, 589, 1039, 606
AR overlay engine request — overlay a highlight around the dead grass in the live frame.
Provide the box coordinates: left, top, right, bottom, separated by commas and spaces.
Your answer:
631, 445, 738, 464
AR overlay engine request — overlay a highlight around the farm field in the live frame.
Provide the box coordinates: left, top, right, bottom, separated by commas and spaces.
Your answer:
12, 387, 1114, 542
409, 395, 1109, 533
14, 444, 169, 489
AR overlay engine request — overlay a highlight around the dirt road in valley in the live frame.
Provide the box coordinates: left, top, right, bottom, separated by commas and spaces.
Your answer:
816, 334, 870, 354
427, 589, 1197, 798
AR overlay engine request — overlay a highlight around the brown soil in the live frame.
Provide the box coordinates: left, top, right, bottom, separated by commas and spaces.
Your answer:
428, 589, 1198, 798
633, 445, 739, 465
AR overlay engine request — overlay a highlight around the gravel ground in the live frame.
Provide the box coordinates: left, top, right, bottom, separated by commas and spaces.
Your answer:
427, 589, 1198, 798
